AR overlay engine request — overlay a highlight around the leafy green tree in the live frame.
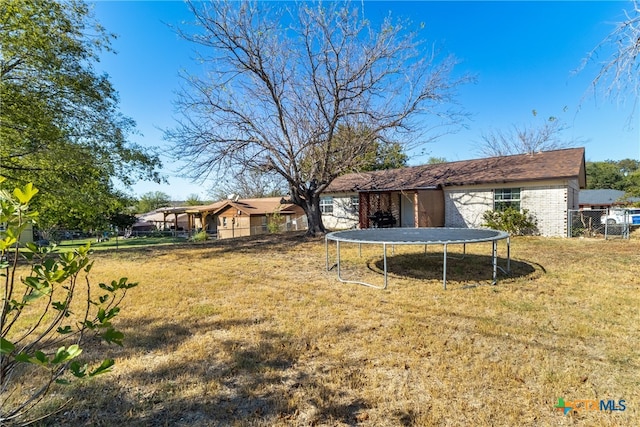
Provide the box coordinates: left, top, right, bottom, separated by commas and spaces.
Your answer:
586, 159, 640, 193
109, 212, 138, 231
626, 170, 640, 198
427, 156, 447, 164
0, 0, 162, 231
136, 191, 171, 213
617, 159, 640, 175
185, 194, 205, 206
38, 187, 135, 234
0, 178, 137, 424
325, 124, 408, 172
356, 141, 408, 172
620, 159, 640, 198
586, 161, 626, 190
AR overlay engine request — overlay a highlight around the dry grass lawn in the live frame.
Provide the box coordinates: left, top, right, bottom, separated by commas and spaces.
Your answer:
12, 232, 640, 426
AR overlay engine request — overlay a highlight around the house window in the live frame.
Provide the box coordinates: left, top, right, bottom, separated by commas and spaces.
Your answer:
222, 217, 227, 227
350, 196, 359, 214
320, 196, 334, 214
494, 188, 521, 211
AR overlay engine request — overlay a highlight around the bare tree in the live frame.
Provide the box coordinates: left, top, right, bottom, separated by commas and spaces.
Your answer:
477, 111, 581, 157
581, 0, 640, 118
210, 168, 287, 200
166, 0, 470, 235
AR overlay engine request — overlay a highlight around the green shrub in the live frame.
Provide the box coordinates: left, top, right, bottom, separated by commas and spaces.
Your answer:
190, 230, 209, 242
267, 211, 282, 234
1, 178, 137, 425
482, 207, 538, 236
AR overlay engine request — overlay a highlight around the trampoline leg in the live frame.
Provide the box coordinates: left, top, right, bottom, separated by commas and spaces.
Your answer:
336, 241, 342, 279
325, 236, 329, 270
383, 243, 388, 289
507, 236, 511, 273
492, 240, 498, 285
331, 240, 388, 290
443, 243, 448, 290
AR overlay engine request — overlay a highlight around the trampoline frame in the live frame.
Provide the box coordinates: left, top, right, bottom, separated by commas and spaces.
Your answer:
325, 228, 510, 290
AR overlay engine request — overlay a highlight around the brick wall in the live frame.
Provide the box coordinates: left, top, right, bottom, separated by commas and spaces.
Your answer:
521, 185, 568, 237
444, 189, 493, 228
444, 181, 577, 237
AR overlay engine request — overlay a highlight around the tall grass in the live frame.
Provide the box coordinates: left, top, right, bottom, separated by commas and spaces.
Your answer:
9, 233, 639, 426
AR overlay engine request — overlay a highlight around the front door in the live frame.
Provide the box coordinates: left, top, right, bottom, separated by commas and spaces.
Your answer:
400, 193, 415, 227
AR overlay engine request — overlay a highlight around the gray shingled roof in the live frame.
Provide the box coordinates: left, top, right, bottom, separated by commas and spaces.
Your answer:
325, 148, 586, 193
579, 189, 640, 205
579, 189, 626, 205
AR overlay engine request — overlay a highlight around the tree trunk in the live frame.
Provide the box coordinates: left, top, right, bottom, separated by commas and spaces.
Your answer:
303, 196, 327, 237
291, 190, 327, 237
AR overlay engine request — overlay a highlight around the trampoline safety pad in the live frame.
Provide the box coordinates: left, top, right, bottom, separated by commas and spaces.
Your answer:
325, 228, 510, 290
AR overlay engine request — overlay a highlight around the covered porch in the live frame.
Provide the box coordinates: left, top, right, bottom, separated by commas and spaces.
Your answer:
357, 188, 445, 229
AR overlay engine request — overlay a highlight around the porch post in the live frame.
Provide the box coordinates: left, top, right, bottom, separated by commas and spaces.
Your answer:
202, 212, 209, 233
162, 212, 169, 232
413, 191, 419, 228
173, 213, 179, 236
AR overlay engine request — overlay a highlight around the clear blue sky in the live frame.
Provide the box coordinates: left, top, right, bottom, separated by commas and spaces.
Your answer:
91, 1, 639, 200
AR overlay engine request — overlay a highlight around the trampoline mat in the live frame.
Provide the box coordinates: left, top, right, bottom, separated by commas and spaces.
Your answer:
326, 227, 509, 245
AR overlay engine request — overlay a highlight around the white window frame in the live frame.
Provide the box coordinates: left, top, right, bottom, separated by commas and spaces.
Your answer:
349, 195, 359, 214
494, 188, 521, 211
320, 196, 334, 214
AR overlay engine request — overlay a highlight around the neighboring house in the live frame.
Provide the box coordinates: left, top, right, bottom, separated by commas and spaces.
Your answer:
154, 197, 306, 239
578, 189, 640, 210
211, 197, 306, 239
322, 147, 587, 237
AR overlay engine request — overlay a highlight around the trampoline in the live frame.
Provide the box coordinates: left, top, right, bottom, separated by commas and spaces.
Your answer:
325, 228, 510, 290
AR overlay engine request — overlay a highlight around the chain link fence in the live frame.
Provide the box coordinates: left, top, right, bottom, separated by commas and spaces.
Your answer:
568, 209, 632, 239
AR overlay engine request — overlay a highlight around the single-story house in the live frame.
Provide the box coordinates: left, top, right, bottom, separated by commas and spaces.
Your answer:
321, 147, 587, 237
211, 197, 306, 239
578, 189, 640, 210
153, 197, 306, 239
